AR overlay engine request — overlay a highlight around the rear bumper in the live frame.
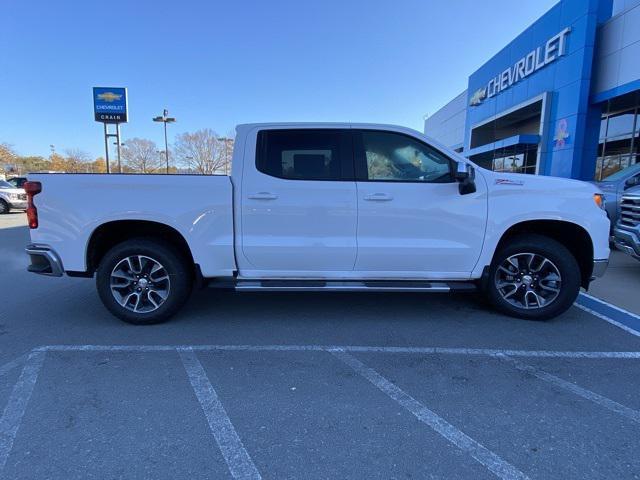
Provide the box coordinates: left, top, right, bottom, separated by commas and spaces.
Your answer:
613, 226, 640, 260
25, 244, 64, 277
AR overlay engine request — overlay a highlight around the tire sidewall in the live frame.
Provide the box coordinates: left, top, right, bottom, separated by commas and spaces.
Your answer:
0, 200, 8, 214
96, 239, 192, 324
487, 235, 580, 320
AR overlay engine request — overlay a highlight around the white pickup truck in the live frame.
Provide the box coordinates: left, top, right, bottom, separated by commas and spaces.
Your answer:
24, 123, 610, 324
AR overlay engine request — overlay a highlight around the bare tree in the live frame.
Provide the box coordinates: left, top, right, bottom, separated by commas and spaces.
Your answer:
220, 132, 235, 174
0, 143, 17, 173
64, 148, 91, 173
121, 138, 163, 173
174, 129, 233, 175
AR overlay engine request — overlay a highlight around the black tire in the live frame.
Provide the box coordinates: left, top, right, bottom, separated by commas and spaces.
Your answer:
0, 199, 9, 214
96, 238, 193, 325
486, 234, 580, 321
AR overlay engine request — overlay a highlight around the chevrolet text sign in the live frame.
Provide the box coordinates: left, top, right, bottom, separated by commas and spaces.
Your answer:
469, 28, 570, 107
93, 87, 128, 123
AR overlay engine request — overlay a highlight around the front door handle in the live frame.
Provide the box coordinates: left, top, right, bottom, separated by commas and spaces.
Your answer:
364, 193, 393, 201
248, 192, 278, 200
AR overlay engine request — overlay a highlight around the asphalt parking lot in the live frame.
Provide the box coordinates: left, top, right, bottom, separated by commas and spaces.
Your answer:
1, 212, 640, 479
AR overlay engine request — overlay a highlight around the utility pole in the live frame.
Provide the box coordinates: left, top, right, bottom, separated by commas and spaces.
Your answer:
153, 109, 176, 174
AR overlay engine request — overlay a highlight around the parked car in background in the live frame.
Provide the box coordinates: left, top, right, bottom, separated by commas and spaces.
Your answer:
0, 180, 28, 214
592, 163, 640, 227
7, 176, 28, 189
613, 185, 640, 261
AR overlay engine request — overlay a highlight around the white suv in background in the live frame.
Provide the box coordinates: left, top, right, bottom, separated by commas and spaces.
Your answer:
0, 180, 27, 214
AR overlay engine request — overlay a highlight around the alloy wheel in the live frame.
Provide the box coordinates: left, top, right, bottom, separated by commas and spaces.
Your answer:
110, 255, 170, 313
494, 253, 562, 310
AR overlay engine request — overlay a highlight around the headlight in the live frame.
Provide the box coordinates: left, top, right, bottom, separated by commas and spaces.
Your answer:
593, 193, 605, 210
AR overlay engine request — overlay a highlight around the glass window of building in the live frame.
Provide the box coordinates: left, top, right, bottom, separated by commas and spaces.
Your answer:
596, 91, 640, 180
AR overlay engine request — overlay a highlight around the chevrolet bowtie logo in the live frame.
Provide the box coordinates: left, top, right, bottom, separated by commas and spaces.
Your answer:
469, 87, 487, 107
97, 92, 123, 102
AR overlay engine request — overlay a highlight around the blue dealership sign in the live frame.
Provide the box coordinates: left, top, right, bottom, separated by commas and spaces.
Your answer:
93, 87, 128, 123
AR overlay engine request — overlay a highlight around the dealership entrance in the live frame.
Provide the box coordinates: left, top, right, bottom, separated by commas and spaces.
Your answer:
466, 97, 547, 174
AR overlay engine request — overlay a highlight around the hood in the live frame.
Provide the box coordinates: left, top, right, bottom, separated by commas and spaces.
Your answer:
591, 180, 617, 193
0, 187, 25, 195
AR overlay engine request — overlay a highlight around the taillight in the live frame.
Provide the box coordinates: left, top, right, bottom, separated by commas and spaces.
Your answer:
23, 181, 42, 229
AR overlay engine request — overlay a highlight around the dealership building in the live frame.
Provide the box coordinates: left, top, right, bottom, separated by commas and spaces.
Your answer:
424, 0, 640, 180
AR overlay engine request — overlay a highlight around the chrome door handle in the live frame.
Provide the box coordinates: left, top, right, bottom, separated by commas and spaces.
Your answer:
248, 192, 278, 200
364, 193, 393, 201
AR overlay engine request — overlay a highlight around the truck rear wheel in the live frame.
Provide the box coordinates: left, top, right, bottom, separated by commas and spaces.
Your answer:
486, 234, 580, 321
96, 238, 192, 324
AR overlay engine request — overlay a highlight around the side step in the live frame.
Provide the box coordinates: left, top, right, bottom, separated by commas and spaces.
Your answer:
234, 279, 477, 293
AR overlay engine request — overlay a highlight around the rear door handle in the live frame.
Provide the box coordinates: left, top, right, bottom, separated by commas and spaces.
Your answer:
248, 192, 278, 200
363, 193, 393, 201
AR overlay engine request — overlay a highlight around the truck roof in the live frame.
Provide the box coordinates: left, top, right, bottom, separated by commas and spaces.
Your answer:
236, 122, 419, 133
234, 122, 457, 160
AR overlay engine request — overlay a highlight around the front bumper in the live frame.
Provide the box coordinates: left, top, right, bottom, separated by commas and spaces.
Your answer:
591, 259, 609, 278
613, 226, 640, 260
25, 244, 64, 276
8, 200, 27, 210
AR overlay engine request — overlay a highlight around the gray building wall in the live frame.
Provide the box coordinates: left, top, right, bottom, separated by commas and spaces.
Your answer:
423, 90, 467, 148
593, 0, 640, 96
612, 0, 640, 15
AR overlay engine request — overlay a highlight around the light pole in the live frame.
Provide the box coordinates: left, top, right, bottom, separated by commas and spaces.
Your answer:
112, 141, 125, 173
153, 109, 176, 174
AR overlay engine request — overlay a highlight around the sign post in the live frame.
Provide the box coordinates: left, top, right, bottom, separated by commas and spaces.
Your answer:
93, 87, 128, 173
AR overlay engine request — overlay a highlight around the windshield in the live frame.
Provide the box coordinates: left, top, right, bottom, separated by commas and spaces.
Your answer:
602, 163, 640, 182
0, 180, 13, 188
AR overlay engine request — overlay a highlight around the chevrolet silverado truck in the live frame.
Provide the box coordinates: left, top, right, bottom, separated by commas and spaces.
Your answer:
24, 123, 610, 324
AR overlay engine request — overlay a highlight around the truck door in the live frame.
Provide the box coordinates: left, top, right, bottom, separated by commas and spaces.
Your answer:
352, 129, 487, 278
239, 128, 357, 276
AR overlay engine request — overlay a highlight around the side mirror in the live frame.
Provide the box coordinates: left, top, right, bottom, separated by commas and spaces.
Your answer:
455, 162, 476, 195
625, 176, 639, 189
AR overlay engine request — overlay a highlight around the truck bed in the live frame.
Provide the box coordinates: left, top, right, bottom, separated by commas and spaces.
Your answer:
27, 173, 235, 277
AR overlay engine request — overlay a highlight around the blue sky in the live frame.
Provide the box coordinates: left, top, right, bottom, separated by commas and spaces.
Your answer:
1, 0, 557, 159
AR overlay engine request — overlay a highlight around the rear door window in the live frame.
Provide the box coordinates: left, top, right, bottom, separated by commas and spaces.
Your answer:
256, 129, 353, 181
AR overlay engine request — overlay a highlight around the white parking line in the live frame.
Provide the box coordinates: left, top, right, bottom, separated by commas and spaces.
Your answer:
0, 350, 46, 476
178, 348, 262, 480
329, 349, 529, 480
0, 355, 27, 379
496, 354, 640, 424
41, 344, 640, 359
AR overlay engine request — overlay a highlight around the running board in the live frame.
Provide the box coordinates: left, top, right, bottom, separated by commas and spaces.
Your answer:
234, 280, 477, 293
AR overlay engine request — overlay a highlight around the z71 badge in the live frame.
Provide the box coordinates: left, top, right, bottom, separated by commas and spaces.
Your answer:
495, 178, 525, 186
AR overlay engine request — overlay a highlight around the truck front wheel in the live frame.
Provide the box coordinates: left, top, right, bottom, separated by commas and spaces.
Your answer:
96, 239, 192, 325
486, 234, 580, 320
